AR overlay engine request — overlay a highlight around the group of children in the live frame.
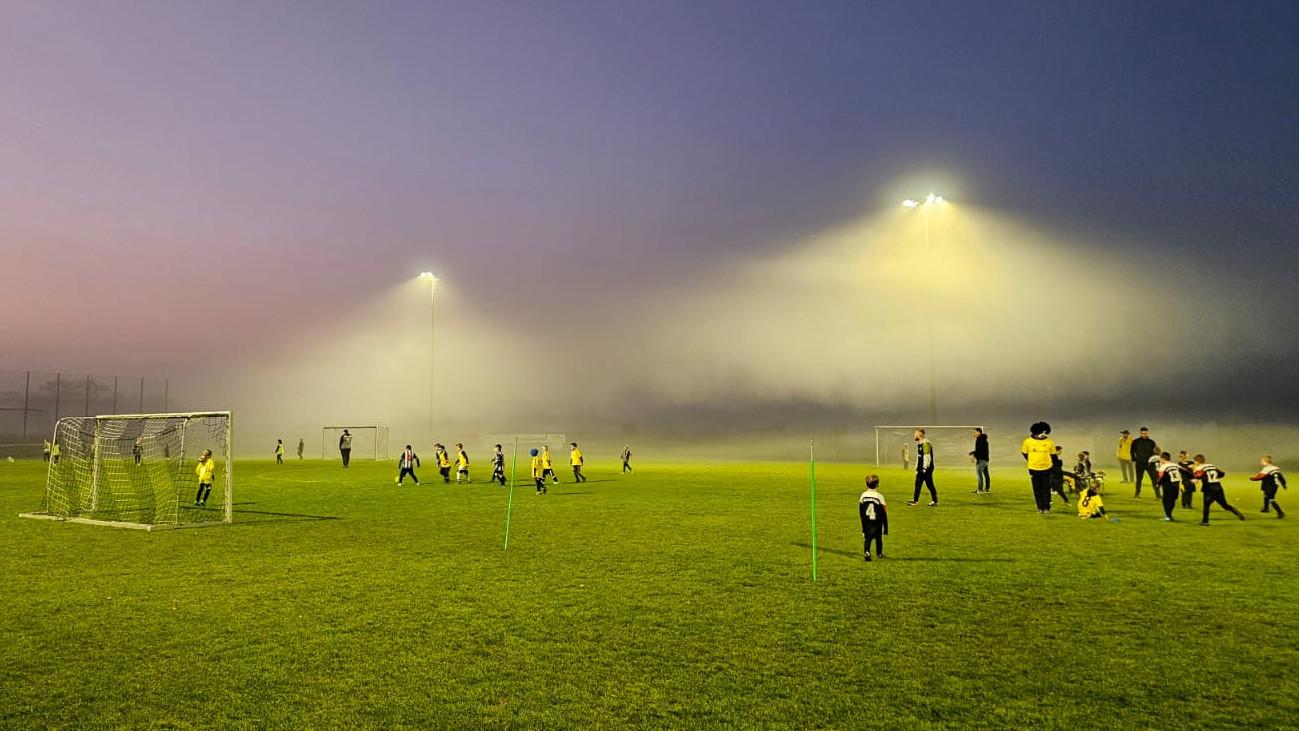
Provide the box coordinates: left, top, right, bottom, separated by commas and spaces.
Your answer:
392, 441, 606, 491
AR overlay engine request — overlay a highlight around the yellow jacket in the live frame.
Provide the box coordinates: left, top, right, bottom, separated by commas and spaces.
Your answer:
457, 450, 468, 468
531, 455, 543, 478
1117, 436, 1133, 460
1021, 436, 1056, 471
570, 448, 583, 466
1078, 491, 1104, 518
195, 459, 216, 484
541, 451, 554, 469
437, 450, 451, 467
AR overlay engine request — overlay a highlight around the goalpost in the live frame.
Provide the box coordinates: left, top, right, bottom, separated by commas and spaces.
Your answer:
321, 426, 389, 461
21, 411, 234, 530
874, 425, 984, 468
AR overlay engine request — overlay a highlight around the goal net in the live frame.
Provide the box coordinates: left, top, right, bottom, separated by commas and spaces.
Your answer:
22, 412, 233, 530
874, 425, 984, 469
321, 426, 389, 460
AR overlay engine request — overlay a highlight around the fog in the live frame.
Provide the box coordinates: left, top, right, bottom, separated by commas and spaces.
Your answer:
172, 200, 1297, 467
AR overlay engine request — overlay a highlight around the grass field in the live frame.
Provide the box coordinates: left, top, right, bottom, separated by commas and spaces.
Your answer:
2, 457, 1296, 729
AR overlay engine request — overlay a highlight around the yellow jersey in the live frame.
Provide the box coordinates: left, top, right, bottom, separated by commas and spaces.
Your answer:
570, 448, 583, 466
531, 455, 543, 478
195, 459, 216, 484
1117, 436, 1132, 460
1078, 491, 1105, 518
437, 450, 451, 467
457, 450, 468, 468
541, 451, 553, 469
275, 444, 284, 456
1021, 436, 1056, 471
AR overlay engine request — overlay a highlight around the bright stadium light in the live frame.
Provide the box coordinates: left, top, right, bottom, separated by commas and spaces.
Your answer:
901, 193, 946, 423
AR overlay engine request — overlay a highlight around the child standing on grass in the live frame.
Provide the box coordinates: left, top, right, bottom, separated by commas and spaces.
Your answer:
1249, 456, 1287, 518
435, 444, 451, 483
275, 439, 284, 465
1049, 446, 1072, 504
455, 443, 471, 483
396, 445, 420, 485
530, 449, 546, 495
621, 444, 633, 474
858, 475, 888, 561
1192, 455, 1244, 525
297, 438, 304, 460
1155, 452, 1183, 521
1177, 451, 1196, 509
491, 444, 506, 486
541, 445, 559, 484
570, 442, 587, 483
194, 449, 215, 507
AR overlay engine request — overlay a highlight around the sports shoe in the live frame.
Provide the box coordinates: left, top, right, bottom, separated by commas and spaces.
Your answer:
1162, 516, 1173, 522
905, 500, 918, 506
863, 553, 872, 562
927, 501, 938, 507
876, 553, 886, 559
1198, 521, 1209, 526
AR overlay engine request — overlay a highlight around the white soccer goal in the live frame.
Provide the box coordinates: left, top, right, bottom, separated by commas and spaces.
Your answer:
321, 425, 389, 461
874, 425, 984, 469
483, 434, 567, 459
21, 411, 233, 530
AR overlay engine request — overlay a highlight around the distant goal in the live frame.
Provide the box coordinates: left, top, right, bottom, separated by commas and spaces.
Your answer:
21, 411, 233, 530
322, 425, 390, 461
874, 425, 984, 469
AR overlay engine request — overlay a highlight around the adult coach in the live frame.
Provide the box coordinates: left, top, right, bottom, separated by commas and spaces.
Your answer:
1021, 422, 1056, 513
1116, 430, 1134, 483
1128, 427, 1156, 497
906, 429, 937, 507
339, 429, 353, 468
970, 428, 990, 494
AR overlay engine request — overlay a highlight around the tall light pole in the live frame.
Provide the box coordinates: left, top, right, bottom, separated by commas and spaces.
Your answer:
418, 272, 439, 439
902, 194, 944, 424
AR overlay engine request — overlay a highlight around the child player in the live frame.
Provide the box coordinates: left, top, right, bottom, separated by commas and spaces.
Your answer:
858, 474, 888, 561
194, 449, 216, 507
455, 443, 471, 483
1155, 452, 1183, 521
1049, 446, 1072, 504
1077, 482, 1107, 519
1192, 454, 1244, 525
491, 444, 506, 486
435, 444, 451, 483
396, 444, 420, 485
530, 448, 547, 495
1177, 450, 1196, 509
541, 445, 559, 484
621, 443, 633, 474
570, 442, 587, 483
1249, 455, 1287, 518
275, 439, 284, 465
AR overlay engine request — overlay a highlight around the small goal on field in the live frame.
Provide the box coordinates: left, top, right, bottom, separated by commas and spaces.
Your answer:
21, 411, 234, 530
321, 425, 390, 460
874, 425, 984, 469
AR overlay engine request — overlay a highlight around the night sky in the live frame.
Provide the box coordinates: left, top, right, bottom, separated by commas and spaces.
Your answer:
3, 1, 1298, 430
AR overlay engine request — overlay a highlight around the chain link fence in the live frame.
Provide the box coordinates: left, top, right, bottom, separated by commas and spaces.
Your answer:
0, 370, 170, 457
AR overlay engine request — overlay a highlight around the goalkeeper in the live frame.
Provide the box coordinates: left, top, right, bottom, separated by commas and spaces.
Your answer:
194, 449, 216, 507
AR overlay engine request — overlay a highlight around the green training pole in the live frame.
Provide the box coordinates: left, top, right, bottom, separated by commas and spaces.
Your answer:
809, 436, 818, 582
503, 437, 518, 550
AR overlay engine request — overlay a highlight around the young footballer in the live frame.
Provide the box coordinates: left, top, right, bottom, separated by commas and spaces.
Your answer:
1249, 455, 1287, 518
297, 438, 304, 460
1077, 484, 1107, 519
621, 443, 633, 474
906, 429, 937, 507
858, 474, 889, 561
491, 444, 506, 486
455, 443, 471, 483
275, 439, 285, 465
396, 444, 421, 485
132, 438, 143, 466
530, 448, 546, 494
1049, 446, 1072, 504
42, 439, 51, 463
339, 429, 353, 468
435, 443, 452, 482
1177, 450, 1196, 509
541, 445, 559, 484
1155, 452, 1183, 521
570, 442, 587, 483
1192, 455, 1244, 525
194, 449, 216, 507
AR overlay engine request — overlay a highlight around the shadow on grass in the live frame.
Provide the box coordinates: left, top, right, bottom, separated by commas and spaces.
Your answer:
232, 508, 339, 524
548, 492, 595, 497
791, 543, 1015, 563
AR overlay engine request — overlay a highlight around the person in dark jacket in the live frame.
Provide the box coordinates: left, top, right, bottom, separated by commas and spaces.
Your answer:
969, 428, 991, 494
1128, 427, 1157, 498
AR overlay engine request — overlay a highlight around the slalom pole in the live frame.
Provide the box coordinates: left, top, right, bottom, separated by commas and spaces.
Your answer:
809, 436, 818, 582
504, 437, 518, 550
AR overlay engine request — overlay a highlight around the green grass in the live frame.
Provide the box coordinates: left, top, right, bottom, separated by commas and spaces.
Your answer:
2, 457, 1296, 729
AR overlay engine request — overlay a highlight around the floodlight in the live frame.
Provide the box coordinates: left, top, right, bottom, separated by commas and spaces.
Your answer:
902, 199, 920, 208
